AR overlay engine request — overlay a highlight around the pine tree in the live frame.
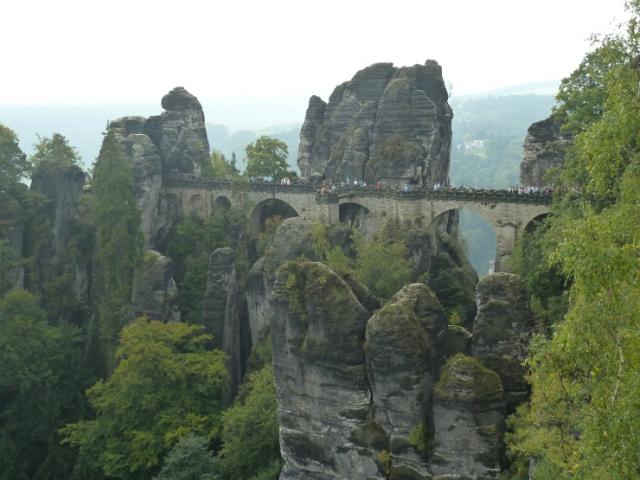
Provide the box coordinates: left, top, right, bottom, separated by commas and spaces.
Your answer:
92, 129, 143, 372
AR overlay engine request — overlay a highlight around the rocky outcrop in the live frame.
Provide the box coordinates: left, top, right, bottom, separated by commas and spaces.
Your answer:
268, 261, 538, 478
108, 87, 209, 247
245, 217, 351, 344
109, 118, 164, 246
422, 227, 479, 328
472, 273, 535, 411
271, 261, 381, 479
145, 87, 210, 176
29, 164, 86, 264
520, 116, 572, 187
365, 283, 448, 479
432, 354, 505, 479
130, 250, 180, 323
201, 247, 250, 393
298, 60, 452, 187
25, 164, 89, 303
4, 225, 24, 290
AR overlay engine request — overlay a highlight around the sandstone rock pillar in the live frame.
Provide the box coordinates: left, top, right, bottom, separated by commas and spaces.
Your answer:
493, 223, 518, 272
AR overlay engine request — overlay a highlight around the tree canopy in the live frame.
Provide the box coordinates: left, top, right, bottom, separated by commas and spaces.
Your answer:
0, 290, 94, 480
202, 150, 239, 179
31, 133, 81, 170
92, 129, 143, 371
507, 4, 640, 478
244, 136, 289, 180
62, 318, 228, 480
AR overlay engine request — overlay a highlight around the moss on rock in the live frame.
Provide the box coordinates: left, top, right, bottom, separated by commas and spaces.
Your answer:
434, 354, 503, 404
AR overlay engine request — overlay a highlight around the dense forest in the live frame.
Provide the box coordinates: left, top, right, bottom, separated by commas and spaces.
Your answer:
1, 3, 639, 479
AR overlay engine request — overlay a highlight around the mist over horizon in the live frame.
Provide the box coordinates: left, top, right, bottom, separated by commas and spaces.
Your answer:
0, 80, 560, 167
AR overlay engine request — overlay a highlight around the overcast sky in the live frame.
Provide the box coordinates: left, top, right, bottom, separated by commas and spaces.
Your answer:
1, 0, 629, 108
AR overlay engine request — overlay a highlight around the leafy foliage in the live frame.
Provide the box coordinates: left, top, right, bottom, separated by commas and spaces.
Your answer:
31, 133, 81, 169
507, 5, 640, 478
510, 218, 567, 328
0, 290, 94, 480
353, 233, 412, 303
155, 435, 218, 480
216, 364, 281, 480
311, 221, 412, 303
62, 318, 228, 480
0, 123, 30, 201
244, 136, 290, 180
167, 208, 247, 324
0, 124, 38, 224
202, 150, 239, 179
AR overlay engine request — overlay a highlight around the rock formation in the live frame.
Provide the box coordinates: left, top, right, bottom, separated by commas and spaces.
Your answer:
108, 87, 209, 247
145, 87, 210, 176
4, 225, 25, 290
130, 250, 180, 323
365, 283, 448, 479
298, 60, 452, 187
472, 273, 535, 411
268, 256, 536, 478
432, 354, 505, 478
201, 247, 250, 393
24, 164, 90, 304
520, 115, 572, 187
271, 261, 381, 479
109, 117, 164, 246
245, 217, 351, 344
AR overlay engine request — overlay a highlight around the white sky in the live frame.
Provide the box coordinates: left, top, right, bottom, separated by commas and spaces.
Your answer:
1, 0, 629, 106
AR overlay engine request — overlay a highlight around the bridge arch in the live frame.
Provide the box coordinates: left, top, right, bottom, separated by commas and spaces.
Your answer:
339, 202, 374, 233
431, 208, 497, 276
189, 193, 205, 216
524, 212, 552, 233
213, 195, 231, 211
249, 198, 299, 237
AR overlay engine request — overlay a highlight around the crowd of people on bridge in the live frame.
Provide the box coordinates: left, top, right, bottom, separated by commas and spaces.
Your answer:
507, 185, 554, 195
228, 173, 560, 197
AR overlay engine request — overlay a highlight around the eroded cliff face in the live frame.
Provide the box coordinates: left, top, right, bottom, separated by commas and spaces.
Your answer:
109, 87, 209, 247
246, 217, 352, 344
271, 264, 534, 479
24, 164, 91, 305
520, 116, 572, 187
201, 247, 251, 395
298, 60, 452, 187
130, 250, 180, 323
271, 262, 380, 480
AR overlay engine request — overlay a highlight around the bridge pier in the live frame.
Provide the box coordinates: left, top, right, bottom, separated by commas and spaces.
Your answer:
493, 223, 518, 273
312, 193, 340, 224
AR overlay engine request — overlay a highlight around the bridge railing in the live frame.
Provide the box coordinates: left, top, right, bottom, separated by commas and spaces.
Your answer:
161, 175, 553, 205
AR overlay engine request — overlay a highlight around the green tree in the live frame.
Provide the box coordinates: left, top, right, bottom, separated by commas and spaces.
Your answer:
0, 124, 30, 197
62, 318, 228, 480
0, 290, 94, 480
244, 136, 289, 181
507, 4, 640, 478
216, 364, 281, 480
167, 208, 247, 324
155, 435, 218, 480
92, 130, 143, 371
354, 232, 412, 303
31, 133, 81, 170
202, 150, 239, 179
0, 124, 35, 222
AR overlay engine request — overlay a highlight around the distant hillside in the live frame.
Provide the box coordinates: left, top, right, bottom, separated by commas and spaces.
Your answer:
450, 93, 556, 188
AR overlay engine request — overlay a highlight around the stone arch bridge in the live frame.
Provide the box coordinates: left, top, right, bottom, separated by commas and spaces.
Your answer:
162, 177, 551, 272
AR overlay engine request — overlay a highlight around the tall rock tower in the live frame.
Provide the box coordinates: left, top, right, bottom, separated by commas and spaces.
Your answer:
297, 60, 452, 187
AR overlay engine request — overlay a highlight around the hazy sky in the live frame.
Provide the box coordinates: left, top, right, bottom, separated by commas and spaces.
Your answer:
1, 0, 629, 107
